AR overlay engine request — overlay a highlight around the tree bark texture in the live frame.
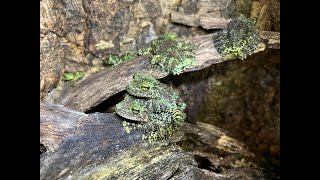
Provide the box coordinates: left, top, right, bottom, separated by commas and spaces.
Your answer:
40, 103, 274, 180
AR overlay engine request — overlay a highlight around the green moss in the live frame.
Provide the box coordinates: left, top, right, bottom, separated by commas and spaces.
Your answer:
138, 47, 152, 55
62, 72, 85, 81
124, 126, 132, 133
122, 121, 133, 133
214, 14, 260, 60
103, 52, 136, 67
142, 134, 148, 140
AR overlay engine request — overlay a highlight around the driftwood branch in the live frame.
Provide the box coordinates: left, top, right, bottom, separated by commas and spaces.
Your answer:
170, 12, 280, 49
40, 103, 268, 179
53, 32, 279, 112
40, 103, 139, 153
171, 11, 231, 29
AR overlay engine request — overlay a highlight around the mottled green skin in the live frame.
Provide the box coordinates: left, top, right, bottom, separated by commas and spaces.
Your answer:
127, 74, 186, 113
141, 110, 186, 142
138, 33, 196, 75
115, 94, 149, 122
116, 94, 186, 142
115, 93, 186, 121
115, 74, 187, 142
214, 14, 261, 60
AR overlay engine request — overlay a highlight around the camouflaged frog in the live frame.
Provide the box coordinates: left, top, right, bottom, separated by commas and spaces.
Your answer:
214, 14, 260, 60
138, 33, 196, 75
115, 74, 187, 141
115, 93, 186, 141
115, 94, 149, 122
126, 73, 186, 113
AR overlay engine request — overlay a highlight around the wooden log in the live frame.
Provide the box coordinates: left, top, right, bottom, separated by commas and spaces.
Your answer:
199, 16, 231, 29
170, 12, 199, 27
40, 103, 269, 179
170, 11, 231, 29
52, 32, 279, 112
170, 12, 280, 49
40, 102, 143, 152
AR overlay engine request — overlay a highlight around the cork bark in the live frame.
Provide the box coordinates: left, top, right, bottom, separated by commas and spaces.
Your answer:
41, 103, 273, 179
50, 31, 279, 112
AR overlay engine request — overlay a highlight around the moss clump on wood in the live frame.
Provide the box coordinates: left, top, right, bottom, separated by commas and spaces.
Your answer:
103, 52, 137, 67
62, 72, 84, 81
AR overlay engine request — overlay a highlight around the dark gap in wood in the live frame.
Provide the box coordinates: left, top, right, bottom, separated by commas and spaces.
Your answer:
84, 75, 173, 115
168, 66, 214, 123
257, 156, 280, 179
169, 67, 212, 87
203, 28, 220, 35
85, 90, 127, 114
40, 144, 47, 155
194, 155, 217, 172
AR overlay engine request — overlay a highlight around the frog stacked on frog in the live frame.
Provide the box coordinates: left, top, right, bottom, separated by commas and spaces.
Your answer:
115, 74, 187, 142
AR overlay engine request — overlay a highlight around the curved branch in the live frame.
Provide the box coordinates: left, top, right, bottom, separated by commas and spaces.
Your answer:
53, 32, 279, 112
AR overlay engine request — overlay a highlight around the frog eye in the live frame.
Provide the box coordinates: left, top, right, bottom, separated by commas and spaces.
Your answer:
131, 105, 141, 114
140, 82, 150, 92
